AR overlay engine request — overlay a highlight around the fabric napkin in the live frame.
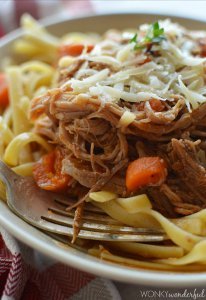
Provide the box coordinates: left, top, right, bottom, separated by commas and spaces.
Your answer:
0, 226, 121, 300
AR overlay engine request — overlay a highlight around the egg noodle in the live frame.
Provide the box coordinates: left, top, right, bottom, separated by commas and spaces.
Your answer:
1, 14, 206, 271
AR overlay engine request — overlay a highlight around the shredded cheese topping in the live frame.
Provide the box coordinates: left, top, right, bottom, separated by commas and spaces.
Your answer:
59, 19, 206, 112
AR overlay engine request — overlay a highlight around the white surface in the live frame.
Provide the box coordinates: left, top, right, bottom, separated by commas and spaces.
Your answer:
1, 13, 206, 287
92, 0, 206, 22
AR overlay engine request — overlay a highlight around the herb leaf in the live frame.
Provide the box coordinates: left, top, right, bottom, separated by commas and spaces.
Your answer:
151, 22, 165, 42
130, 33, 138, 44
153, 22, 164, 37
130, 21, 166, 51
134, 44, 145, 50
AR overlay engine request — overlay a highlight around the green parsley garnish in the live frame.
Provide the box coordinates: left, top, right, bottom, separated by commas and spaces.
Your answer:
149, 21, 165, 42
130, 33, 138, 44
130, 21, 166, 51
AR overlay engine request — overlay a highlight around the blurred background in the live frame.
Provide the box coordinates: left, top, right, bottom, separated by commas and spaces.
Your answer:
0, 0, 206, 36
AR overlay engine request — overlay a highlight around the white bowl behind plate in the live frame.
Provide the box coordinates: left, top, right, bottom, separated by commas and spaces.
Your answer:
0, 13, 206, 286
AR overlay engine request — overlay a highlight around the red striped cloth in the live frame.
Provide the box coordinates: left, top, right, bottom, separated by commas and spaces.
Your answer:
0, 1, 120, 299
0, 234, 119, 299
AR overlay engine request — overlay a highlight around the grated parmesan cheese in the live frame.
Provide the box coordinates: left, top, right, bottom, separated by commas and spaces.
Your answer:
59, 19, 206, 111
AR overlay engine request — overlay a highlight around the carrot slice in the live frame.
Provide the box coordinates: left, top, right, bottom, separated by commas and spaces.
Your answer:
126, 157, 167, 192
33, 148, 72, 191
58, 43, 94, 57
149, 98, 165, 112
0, 73, 9, 108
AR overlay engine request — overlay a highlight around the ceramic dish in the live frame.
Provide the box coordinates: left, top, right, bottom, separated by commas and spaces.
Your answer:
1, 13, 206, 286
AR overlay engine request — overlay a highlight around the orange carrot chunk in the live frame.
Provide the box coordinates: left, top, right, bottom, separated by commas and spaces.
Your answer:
58, 43, 94, 57
0, 73, 9, 108
149, 98, 165, 112
33, 148, 72, 191
126, 157, 167, 192
135, 99, 165, 112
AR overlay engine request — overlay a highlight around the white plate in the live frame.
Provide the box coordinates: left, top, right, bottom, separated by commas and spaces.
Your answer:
1, 13, 206, 286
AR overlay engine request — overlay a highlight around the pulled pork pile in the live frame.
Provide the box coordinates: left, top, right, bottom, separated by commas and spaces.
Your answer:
30, 89, 206, 218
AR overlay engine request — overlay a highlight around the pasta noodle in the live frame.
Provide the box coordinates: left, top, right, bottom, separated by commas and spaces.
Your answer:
88, 246, 206, 271
4, 132, 52, 166
105, 241, 184, 259
12, 162, 34, 176
92, 199, 202, 251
